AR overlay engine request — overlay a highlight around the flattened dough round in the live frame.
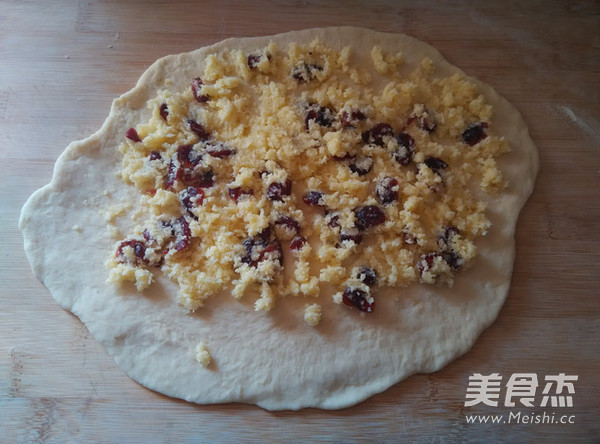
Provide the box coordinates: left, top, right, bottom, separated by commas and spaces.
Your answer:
20, 27, 538, 410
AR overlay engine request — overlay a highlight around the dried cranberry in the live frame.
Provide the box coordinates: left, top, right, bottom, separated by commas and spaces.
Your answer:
177, 168, 214, 188
403, 232, 417, 245
274, 215, 300, 235
376, 176, 399, 205
247, 54, 260, 69
258, 240, 284, 266
424, 156, 448, 171
186, 119, 210, 140
242, 235, 282, 267
191, 77, 209, 103
342, 287, 374, 313
177, 144, 203, 168
326, 213, 340, 228
409, 109, 436, 132
148, 151, 162, 161
304, 110, 319, 130
180, 187, 205, 219
159, 103, 169, 121
165, 160, 177, 189
291, 63, 323, 82
340, 228, 363, 245
349, 156, 373, 176
248, 52, 271, 69
171, 216, 192, 251
228, 187, 253, 202
142, 229, 153, 242
355, 266, 377, 287
442, 251, 464, 270
355, 206, 386, 230
437, 226, 460, 251
341, 109, 366, 127
417, 252, 439, 276
333, 153, 355, 161
393, 133, 415, 166
125, 128, 142, 142
364, 123, 393, 146
266, 179, 292, 202
174, 146, 212, 187
257, 226, 272, 241
205, 143, 235, 158
242, 236, 266, 265
303, 191, 325, 206
290, 236, 307, 253
116, 239, 147, 266
462, 122, 488, 146
305, 105, 336, 130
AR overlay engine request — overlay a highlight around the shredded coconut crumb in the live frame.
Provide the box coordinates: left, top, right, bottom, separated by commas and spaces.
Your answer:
195, 342, 212, 367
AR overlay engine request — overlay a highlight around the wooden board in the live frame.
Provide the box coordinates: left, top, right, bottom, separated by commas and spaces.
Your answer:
2, 0, 599, 441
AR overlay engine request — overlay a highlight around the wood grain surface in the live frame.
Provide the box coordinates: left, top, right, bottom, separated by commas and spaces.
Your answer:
2, 0, 599, 442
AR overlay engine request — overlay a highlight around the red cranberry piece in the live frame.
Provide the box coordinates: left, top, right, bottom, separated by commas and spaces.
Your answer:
205, 143, 235, 158
116, 239, 147, 266
241, 236, 266, 265
174, 145, 213, 187
403, 232, 417, 245
291, 63, 323, 82
326, 213, 340, 228
393, 133, 415, 166
177, 144, 203, 168
355, 266, 377, 287
364, 123, 393, 146
186, 119, 210, 140
290, 236, 307, 253
462, 122, 489, 146
341, 109, 366, 127
349, 156, 373, 176
340, 228, 363, 245
303, 191, 325, 206
417, 252, 436, 276
228, 186, 253, 202
180, 187, 205, 219
247, 54, 261, 69
442, 251, 464, 270
243, 236, 283, 267
148, 151, 162, 161
260, 240, 284, 266
165, 160, 177, 189
355, 206, 386, 230
342, 287, 375, 313
408, 110, 436, 133
171, 216, 192, 251
125, 128, 142, 142
266, 180, 292, 202
248, 52, 271, 69
376, 176, 399, 205
333, 152, 356, 161
178, 168, 214, 188
424, 156, 448, 171
142, 229, 153, 242
274, 215, 300, 234
159, 103, 169, 121
305, 105, 335, 130
437, 226, 460, 251
191, 77, 209, 103
258, 226, 272, 241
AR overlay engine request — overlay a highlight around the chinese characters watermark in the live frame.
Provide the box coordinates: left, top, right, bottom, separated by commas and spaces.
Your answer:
465, 373, 578, 408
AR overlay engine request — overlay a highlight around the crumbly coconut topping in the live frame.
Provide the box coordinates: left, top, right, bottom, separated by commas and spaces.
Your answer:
106, 40, 508, 324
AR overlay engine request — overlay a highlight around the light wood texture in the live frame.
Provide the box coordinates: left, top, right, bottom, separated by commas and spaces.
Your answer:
2, 1, 599, 441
